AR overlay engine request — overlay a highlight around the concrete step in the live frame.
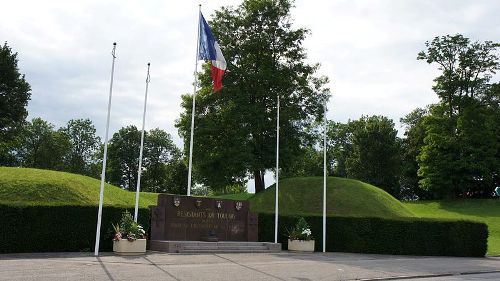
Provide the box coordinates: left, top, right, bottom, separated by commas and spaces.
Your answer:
182, 245, 268, 251
150, 240, 282, 253
180, 249, 274, 253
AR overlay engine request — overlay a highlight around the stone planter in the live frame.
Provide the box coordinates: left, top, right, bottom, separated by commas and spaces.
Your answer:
113, 239, 146, 255
288, 239, 315, 252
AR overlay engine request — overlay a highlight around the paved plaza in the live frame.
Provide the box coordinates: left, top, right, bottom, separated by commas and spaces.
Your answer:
1, 251, 499, 281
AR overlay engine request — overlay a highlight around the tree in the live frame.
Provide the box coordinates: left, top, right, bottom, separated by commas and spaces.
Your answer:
400, 108, 430, 200
107, 126, 142, 190
176, 0, 329, 193
326, 121, 353, 178
0, 42, 32, 165
107, 126, 184, 192
142, 128, 185, 193
59, 118, 101, 176
417, 34, 500, 122
345, 116, 401, 196
417, 35, 500, 198
17, 117, 70, 170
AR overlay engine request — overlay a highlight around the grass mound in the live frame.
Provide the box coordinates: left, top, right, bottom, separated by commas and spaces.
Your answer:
0, 167, 158, 207
248, 177, 415, 218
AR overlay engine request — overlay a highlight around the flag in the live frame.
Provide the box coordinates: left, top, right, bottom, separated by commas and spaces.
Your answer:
198, 12, 226, 92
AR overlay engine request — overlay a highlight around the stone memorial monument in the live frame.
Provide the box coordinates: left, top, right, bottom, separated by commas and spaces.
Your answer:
149, 194, 278, 253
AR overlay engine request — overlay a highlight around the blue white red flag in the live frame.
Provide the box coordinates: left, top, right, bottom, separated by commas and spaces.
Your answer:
198, 12, 226, 92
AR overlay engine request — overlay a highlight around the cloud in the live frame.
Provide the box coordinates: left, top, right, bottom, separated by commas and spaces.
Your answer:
1, 0, 499, 192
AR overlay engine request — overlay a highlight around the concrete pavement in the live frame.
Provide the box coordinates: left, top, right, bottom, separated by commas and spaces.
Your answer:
0, 251, 499, 281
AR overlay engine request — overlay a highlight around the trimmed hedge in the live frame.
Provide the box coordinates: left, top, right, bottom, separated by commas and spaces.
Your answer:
0, 205, 488, 256
0, 205, 150, 253
258, 214, 488, 257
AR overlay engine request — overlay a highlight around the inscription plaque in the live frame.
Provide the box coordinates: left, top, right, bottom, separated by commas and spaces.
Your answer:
150, 194, 258, 241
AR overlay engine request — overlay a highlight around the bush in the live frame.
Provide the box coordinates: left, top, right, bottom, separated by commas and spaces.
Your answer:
0, 205, 150, 253
259, 214, 488, 257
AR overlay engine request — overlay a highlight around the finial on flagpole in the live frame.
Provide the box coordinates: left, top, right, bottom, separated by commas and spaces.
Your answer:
111, 42, 117, 58
146, 63, 151, 83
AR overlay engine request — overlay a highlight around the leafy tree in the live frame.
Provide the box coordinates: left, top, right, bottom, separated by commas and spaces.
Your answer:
400, 108, 430, 200
0, 42, 32, 165
280, 146, 323, 178
59, 118, 101, 176
107, 126, 184, 192
320, 116, 401, 196
107, 126, 142, 190
455, 97, 499, 197
345, 116, 401, 196
142, 128, 185, 194
176, 0, 329, 193
326, 121, 353, 178
17, 117, 70, 170
417, 34, 500, 122
417, 35, 500, 198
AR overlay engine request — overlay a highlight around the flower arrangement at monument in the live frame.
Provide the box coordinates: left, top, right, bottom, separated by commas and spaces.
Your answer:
112, 211, 146, 255
287, 217, 315, 252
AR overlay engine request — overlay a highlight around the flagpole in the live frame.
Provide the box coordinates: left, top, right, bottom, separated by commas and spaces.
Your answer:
275, 95, 280, 244
322, 98, 327, 253
94, 42, 117, 256
187, 4, 202, 196
134, 63, 151, 222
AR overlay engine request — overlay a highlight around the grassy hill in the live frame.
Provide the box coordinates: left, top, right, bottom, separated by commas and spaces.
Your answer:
247, 177, 415, 218
0, 167, 158, 207
405, 200, 500, 256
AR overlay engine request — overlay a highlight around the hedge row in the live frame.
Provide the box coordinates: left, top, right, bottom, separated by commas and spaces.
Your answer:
0, 205, 488, 256
0, 205, 150, 253
258, 214, 488, 257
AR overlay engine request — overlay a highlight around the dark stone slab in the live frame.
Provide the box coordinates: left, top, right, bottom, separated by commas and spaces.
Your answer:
150, 194, 258, 242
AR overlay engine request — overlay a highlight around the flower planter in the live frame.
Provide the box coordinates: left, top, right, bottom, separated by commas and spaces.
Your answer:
113, 239, 146, 255
288, 239, 315, 252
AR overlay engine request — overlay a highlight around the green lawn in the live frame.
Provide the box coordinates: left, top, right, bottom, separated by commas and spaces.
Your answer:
0, 167, 158, 207
405, 200, 500, 256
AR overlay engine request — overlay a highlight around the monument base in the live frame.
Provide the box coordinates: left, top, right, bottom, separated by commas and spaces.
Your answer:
150, 240, 281, 253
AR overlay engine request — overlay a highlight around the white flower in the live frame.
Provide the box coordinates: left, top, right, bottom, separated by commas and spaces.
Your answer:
301, 229, 311, 236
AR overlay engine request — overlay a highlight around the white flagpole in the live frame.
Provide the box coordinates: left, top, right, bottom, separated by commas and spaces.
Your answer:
94, 42, 117, 256
323, 99, 327, 253
134, 63, 151, 222
274, 95, 280, 244
187, 4, 202, 196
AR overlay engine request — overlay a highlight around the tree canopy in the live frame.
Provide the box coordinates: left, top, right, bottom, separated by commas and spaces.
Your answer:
0, 42, 31, 165
107, 126, 186, 193
176, 0, 330, 193
416, 35, 500, 198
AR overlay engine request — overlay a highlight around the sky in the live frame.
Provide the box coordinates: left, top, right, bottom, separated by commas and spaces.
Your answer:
1, 0, 499, 192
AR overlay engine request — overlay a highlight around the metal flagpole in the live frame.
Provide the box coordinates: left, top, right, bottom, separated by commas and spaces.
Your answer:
134, 63, 151, 222
187, 4, 202, 196
275, 95, 280, 244
94, 42, 117, 256
323, 98, 327, 252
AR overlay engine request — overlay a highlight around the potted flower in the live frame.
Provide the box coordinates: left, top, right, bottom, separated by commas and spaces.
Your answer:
287, 217, 315, 252
112, 211, 146, 255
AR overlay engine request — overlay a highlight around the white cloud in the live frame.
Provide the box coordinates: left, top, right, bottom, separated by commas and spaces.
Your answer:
1, 0, 499, 192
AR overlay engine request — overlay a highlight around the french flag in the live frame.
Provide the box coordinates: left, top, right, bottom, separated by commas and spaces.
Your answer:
198, 12, 226, 92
